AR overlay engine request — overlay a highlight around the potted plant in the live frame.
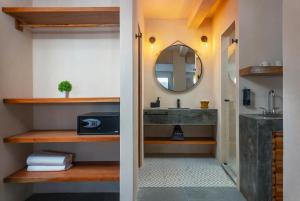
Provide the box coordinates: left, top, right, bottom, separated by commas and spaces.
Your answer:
58, 80, 72, 98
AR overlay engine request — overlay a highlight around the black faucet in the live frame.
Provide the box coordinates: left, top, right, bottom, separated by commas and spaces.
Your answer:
177, 99, 181, 108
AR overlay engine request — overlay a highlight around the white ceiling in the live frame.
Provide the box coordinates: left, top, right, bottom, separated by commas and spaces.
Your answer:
142, 0, 199, 19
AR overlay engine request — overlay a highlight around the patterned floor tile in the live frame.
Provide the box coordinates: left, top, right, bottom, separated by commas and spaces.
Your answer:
139, 158, 235, 188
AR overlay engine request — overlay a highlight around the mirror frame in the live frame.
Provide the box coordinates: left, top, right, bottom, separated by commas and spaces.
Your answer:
154, 43, 203, 93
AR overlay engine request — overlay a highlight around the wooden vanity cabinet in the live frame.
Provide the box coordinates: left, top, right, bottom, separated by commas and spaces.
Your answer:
272, 131, 283, 201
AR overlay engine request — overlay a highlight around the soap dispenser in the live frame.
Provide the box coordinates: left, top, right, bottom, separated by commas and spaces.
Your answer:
156, 97, 160, 108
150, 97, 160, 108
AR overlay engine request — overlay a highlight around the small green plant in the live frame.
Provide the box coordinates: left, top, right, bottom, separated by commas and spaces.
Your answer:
58, 80, 72, 92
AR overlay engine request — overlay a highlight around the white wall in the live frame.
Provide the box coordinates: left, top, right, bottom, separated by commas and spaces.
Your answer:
283, 1, 300, 200
144, 19, 214, 109
31, 0, 121, 194
120, 0, 139, 200
211, 0, 238, 165
239, 0, 283, 114
0, 1, 33, 201
33, 33, 120, 98
32, 0, 118, 7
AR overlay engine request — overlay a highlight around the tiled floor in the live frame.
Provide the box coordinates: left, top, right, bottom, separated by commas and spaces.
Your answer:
138, 158, 246, 201
139, 158, 235, 187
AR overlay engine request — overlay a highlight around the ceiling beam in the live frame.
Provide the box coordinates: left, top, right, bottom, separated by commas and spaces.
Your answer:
187, 0, 218, 28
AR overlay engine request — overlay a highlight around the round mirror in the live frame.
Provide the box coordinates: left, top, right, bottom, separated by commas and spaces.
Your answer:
155, 44, 203, 92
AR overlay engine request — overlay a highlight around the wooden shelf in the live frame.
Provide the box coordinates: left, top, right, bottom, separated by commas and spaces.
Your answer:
4, 162, 119, 183
3, 97, 120, 104
3, 130, 119, 143
2, 7, 120, 31
144, 137, 216, 145
240, 66, 283, 76
145, 153, 213, 158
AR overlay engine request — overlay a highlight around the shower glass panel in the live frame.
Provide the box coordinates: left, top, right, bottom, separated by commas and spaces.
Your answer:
221, 23, 237, 182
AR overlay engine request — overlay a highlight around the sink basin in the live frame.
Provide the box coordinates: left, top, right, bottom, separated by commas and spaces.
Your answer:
258, 114, 283, 118
168, 108, 190, 109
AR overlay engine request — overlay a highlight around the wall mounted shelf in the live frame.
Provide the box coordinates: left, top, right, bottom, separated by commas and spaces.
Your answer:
3, 130, 119, 143
3, 97, 120, 104
4, 162, 119, 183
144, 137, 216, 145
145, 153, 213, 158
240, 66, 283, 76
2, 7, 120, 31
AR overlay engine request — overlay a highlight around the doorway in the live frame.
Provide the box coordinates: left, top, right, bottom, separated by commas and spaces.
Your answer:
221, 22, 238, 183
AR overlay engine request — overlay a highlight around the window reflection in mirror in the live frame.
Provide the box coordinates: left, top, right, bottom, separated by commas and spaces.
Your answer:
155, 44, 202, 92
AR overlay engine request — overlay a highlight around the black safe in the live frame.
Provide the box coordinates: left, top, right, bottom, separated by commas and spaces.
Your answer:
77, 112, 120, 135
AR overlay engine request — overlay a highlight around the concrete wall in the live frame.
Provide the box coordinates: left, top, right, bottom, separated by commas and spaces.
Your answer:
283, 1, 300, 200
0, 1, 33, 201
144, 19, 213, 109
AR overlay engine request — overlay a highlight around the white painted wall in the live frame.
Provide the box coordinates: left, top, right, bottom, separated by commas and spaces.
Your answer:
0, 1, 33, 201
33, 33, 120, 98
32, 0, 118, 7
211, 0, 238, 166
120, 0, 139, 200
144, 19, 214, 109
283, 1, 300, 200
239, 0, 283, 114
31, 0, 121, 194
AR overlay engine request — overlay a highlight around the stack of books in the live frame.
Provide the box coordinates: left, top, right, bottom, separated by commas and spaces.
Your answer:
26, 151, 73, 172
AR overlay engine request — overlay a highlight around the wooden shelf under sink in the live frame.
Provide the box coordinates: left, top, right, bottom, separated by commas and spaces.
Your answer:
144, 137, 216, 145
240, 66, 283, 76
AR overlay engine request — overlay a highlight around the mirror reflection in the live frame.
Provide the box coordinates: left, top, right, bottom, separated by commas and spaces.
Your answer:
155, 44, 203, 92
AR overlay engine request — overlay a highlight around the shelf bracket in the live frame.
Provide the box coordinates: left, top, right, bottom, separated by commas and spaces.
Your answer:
15, 19, 24, 32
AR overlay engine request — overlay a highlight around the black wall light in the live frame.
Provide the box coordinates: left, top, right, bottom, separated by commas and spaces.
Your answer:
201, 35, 208, 47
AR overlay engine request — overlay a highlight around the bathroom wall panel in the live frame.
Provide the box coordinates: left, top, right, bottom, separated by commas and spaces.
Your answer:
211, 0, 238, 165
283, 1, 300, 200
239, 0, 283, 114
143, 19, 214, 109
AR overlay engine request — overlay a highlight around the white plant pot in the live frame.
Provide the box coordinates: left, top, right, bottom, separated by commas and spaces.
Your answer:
65, 91, 70, 98
60, 91, 70, 98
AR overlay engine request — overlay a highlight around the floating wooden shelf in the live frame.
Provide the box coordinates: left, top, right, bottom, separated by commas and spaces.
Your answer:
4, 162, 119, 183
240, 66, 283, 76
145, 153, 213, 158
2, 7, 120, 31
3, 97, 120, 104
3, 130, 119, 143
144, 137, 216, 145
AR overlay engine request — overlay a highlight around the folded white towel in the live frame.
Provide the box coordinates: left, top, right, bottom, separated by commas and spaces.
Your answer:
26, 151, 73, 166
27, 164, 72, 172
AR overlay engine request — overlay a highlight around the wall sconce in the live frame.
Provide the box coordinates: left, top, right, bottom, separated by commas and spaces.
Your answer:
149, 36, 156, 49
201, 35, 208, 48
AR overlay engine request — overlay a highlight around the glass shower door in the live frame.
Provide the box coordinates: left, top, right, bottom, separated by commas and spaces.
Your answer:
221, 23, 237, 182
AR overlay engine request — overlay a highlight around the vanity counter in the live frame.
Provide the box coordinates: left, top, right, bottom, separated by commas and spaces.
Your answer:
144, 108, 217, 125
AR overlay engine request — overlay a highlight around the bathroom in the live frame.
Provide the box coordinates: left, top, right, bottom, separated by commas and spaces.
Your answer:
137, 0, 283, 201
0, 0, 290, 200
